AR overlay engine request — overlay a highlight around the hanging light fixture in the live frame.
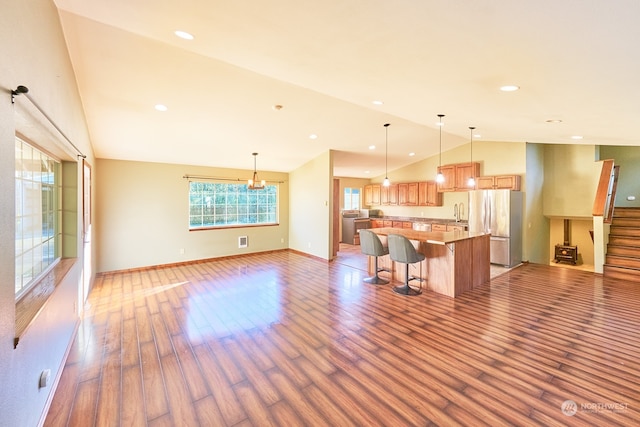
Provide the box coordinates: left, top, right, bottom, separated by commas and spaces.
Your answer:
248, 152, 265, 190
467, 126, 476, 187
435, 114, 445, 183
382, 123, 391, 187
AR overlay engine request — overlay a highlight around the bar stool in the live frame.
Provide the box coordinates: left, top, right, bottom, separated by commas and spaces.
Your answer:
387, 234, 425, 296
359, 229, 389, 285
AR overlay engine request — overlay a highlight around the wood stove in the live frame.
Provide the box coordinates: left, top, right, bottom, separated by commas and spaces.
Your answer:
554, 219, 578, 265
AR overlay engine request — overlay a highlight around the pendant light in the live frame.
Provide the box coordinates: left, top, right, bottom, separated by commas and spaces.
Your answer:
382, 123, 391, 187
467, 126, 476, 187
248, 152, 265, 190
435, 114, 445, 183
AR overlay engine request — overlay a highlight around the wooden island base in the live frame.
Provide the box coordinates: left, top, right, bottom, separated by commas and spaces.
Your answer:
366, 228, 490, 297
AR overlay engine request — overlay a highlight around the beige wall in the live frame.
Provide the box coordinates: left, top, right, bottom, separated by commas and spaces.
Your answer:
543, 144, 601, 218
289, 151, 333, 259
95, 159, 290, 272
0, 0, 95, 425
524, 143, 549, 264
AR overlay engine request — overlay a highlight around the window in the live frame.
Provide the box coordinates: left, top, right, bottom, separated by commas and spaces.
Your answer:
343, 187, 361, 210
189, 181, 278, 229
15, 137, 61, 297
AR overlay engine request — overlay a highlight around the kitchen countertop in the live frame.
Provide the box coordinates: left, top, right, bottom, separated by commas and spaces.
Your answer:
371, 217, 468, 225
368, 227, 486, 245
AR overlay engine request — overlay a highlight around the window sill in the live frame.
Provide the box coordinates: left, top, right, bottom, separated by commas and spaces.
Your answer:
14, 258, 78, 348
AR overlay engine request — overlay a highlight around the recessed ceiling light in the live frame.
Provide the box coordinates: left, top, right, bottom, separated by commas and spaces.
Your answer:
155, 104, 168, 111
309, 134, 318, 139
372, 100, 384, 105
473, 133, 481, 138
500, 85, 520, 92
546, 119, 563, 123
409, 152, 415, 157
571, 135, 583, 140
369, 145, 376, 150
174, 30, 194, 40
364, 170, 371, 174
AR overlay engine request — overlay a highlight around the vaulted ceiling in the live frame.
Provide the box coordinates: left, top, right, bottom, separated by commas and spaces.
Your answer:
54, 0, 640, 177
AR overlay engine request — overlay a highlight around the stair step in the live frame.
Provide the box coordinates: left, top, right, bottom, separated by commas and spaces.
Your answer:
608, 235, 640, 247
613, 207, 640, 219
609, 226, 640, 237
603, 265, 640, 283
607, 245, 640, 257
605, 254, 640, 269
611, 218, 640, 228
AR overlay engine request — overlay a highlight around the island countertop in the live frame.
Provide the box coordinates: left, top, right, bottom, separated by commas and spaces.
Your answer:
367, 227, 488, 245
363, 227, 490, 297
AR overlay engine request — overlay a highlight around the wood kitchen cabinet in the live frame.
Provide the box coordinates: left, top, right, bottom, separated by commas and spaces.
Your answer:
365, 184, 381, 205
437, 162, 480, 192
431, 223, 448, 232
398, 182, 418, 205
436, 165, 456, 192
447, 224, 466, 232
364, 185, 372, 206
371, 219, 384, 228
476, 174, 521, 191
418, 181, 443, 206
380, 183, 398, 205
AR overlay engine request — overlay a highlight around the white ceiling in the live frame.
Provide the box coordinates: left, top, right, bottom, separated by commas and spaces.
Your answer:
53, 0, 640, 178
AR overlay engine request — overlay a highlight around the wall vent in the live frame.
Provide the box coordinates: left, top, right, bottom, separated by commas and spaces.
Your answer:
238, 236, 248, 248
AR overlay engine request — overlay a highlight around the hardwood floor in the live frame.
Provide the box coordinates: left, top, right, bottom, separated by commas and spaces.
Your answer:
45, 248, 640, 426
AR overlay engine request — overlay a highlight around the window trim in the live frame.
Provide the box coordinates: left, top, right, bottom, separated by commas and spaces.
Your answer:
14, 135, 62, 299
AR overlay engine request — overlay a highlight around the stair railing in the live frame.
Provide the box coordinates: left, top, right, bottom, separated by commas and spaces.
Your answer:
592, 159, 618, 223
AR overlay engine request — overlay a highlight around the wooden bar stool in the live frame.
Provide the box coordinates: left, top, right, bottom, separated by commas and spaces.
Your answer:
387, 234, 425, 296
359, 229, 389, 285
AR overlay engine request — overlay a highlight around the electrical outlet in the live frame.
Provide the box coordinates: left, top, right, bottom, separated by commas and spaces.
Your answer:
179, 248, 185, 255
281, 238, 284, 243
308, 242, 312, 248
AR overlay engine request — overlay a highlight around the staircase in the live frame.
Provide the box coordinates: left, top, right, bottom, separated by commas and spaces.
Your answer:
604, 207, 640, 283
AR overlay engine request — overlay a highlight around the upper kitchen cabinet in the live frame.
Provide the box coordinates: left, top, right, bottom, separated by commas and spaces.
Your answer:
437, 162, 480, 192
398, 182, 418, 205
364, 184, 381, 206
418, 181, 443, 206
476, 174, 521, 191
381, 183, 398, 205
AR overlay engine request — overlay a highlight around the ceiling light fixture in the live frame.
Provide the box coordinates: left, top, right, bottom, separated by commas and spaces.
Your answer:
467, 126, 476, 188
571, 135, 584, 140
174, 30, 194, 40
500, 85, 520, 92
372, 100, 384, 105
383, 123, 391, 187
155, 104, 168, 112
248, 152, 265, 190
436, 114, 445, 183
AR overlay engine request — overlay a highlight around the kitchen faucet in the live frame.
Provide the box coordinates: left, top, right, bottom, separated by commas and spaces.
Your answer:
459, 202, 464, 221
454, 203, 459, 222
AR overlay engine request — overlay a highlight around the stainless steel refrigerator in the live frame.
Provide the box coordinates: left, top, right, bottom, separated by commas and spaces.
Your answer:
468, 190, 523, 267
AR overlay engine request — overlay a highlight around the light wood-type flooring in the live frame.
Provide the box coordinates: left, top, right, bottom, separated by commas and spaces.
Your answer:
45, 246, 640, 426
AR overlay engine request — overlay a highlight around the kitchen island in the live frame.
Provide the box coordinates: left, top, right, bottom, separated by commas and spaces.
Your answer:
366, 227, 490, 297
